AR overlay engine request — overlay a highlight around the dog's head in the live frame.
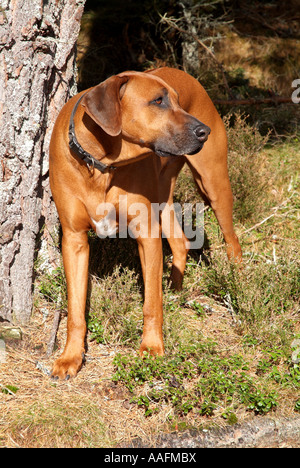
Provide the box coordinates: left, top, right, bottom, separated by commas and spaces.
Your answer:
81, 72, 210, 158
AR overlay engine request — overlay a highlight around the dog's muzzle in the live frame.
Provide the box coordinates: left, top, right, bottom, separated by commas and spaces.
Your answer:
152, 119, 211, 158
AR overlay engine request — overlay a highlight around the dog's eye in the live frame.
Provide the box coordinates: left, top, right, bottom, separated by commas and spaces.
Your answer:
152, 97, 163, 106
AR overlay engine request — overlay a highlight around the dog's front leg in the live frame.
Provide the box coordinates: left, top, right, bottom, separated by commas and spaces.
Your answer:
51, 230, 89, 379
137, 236, 164, 357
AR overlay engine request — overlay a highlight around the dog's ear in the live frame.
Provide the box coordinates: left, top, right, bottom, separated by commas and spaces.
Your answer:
81, 75, 129, 136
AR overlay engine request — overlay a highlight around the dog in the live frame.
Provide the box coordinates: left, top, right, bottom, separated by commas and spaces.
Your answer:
49, 67, 242, 379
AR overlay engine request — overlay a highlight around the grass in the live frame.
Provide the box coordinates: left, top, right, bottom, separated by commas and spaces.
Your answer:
8, 398, 108, 448
225, 112, 270, 223
87, 266, 143, 347
1, 114, 298, 448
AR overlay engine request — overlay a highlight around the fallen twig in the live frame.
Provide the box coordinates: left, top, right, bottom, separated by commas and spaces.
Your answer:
214, 97, 292, 106
224, 292, 240, 324
46, 309, 61, 357
240, 196, 296, 237
240, 213, 276, 236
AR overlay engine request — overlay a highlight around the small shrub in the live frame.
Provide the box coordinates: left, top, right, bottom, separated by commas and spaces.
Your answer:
113, 344, 278, 417
224, 112, 270, 223
87, 266, 143, 346
36, 266, 67, 312
197, 244, 299, 341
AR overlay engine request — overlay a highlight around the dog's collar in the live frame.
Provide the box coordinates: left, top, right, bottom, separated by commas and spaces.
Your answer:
68, 92, 116, 173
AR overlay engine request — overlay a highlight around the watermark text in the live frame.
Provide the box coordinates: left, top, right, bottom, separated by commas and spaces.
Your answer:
92, 196, 205, 249
292, 79, 300, 103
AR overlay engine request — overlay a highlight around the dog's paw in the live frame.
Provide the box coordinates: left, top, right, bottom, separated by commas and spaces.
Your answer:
51, 352, 85, 380
139, 339, 164, 358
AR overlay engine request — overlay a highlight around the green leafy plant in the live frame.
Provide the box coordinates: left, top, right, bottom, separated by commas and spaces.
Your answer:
113, 344, 279, 417
37, 266, 67, 310
1, 385, 19, 395
244, 390, 278, 415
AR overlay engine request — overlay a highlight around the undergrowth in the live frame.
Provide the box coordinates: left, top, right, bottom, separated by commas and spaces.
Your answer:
112, 345, 285, 418
87, 266, 143, 346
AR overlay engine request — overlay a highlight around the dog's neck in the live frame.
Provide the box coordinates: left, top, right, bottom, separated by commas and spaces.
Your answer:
73, 107, 154, 171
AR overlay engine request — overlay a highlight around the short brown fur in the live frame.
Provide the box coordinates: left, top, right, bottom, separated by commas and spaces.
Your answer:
49, 68, 241, 379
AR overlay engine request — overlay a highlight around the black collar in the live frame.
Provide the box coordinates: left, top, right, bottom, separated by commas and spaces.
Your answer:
68, 92, 116, 173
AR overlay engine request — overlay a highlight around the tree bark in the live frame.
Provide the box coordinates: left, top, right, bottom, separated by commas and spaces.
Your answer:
0, 0, 85, 323
180, 1, 199, 76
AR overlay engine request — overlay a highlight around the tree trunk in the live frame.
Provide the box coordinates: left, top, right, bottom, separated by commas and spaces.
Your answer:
180, 1, 200, 76
0, 0, 85, 323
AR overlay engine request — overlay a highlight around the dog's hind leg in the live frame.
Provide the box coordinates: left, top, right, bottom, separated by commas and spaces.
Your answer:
159, 158, 189, 290
161, 205, 189, 291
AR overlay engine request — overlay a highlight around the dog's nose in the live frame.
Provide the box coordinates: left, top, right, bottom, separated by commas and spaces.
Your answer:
194, 125, 211, 142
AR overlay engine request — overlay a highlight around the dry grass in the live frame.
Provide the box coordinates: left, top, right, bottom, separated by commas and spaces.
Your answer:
216, 33, 300, 96
0, 313, 159, 448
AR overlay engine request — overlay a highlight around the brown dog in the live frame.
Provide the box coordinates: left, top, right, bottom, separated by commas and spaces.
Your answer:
49, 67, 242, 379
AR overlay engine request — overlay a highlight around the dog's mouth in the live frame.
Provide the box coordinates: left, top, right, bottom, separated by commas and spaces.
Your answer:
186, 144, 204, 155
155, 144, 204, 158
155, 148, 179, 158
